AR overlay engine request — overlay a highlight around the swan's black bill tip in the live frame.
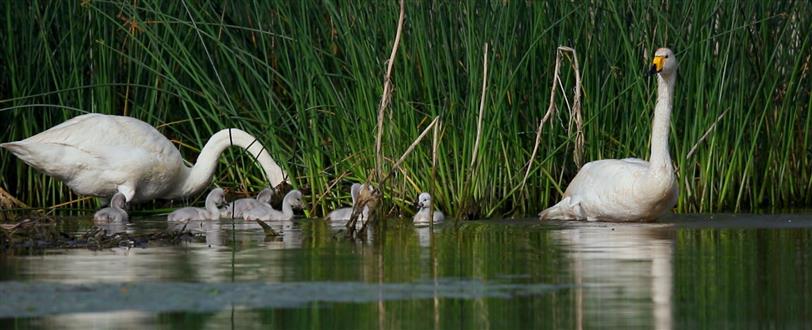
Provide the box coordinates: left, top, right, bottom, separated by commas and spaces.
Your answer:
646, 64, 660, 76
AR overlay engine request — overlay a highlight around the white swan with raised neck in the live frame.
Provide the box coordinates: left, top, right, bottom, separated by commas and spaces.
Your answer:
539, 47, 679, 222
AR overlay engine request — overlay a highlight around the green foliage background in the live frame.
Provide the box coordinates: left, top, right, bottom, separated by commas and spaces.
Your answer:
0, 1, 810, 217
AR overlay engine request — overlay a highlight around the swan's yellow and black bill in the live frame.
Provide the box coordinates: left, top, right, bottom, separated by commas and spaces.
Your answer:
648, 56, 665, 76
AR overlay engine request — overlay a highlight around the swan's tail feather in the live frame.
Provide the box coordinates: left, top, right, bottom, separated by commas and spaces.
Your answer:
539, 197, 579, 221
1, 141, 47, 170
539, 204, 565, 221
0, 142, 25, 157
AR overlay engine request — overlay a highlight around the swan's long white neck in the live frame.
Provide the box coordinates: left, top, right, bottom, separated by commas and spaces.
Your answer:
649, 73, 676, 173
168, 129, 287, 198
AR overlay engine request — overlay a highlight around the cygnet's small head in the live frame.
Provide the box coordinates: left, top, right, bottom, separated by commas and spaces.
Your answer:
417, 192, 432, 209
286, 189, 304, 209
648, 48, 678, 77
209, 188, 226, 204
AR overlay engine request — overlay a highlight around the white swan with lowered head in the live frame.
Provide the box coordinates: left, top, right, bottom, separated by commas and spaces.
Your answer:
539, 48, 679, 222
220, 187, 273, 219
413, 192, 444, 225
167, 188, 226, 221
243, 189, 303, 221
93, 192, 128, 224
0, 114, 288, 203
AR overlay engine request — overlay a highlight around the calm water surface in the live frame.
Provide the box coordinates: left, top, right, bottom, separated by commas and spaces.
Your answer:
0, 214, 810, 329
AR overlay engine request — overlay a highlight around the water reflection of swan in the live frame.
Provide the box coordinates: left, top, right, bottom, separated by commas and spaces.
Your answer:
42, 311, 154, 329
258, 220, 301, 250
540, 48, 679, 221
415, 226, 435, 248
167, 220, 223, 247
550, 223, 673, 329
1, 114, 288, 203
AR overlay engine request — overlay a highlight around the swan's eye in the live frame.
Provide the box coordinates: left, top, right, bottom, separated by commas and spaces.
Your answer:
665, 55, 669, 58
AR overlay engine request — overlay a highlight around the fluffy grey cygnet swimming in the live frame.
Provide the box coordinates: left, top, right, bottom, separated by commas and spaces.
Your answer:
220, 187, 273, 219
93, 192, 128, 224
167, 188, 226, 221
413, 192, 444, 225
243, 189, 303, 221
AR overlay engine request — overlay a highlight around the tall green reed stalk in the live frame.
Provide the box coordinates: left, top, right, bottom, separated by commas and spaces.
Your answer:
0, 1, 810, 217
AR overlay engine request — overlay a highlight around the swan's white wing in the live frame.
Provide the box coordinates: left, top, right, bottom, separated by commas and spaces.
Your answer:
561, 159, 660, 221
5, 114, 184, 200
24, 114, 180, 161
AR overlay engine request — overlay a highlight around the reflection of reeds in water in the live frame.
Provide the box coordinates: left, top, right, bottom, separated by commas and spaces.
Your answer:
1, 2, 811, 216
552, 223, 674, 329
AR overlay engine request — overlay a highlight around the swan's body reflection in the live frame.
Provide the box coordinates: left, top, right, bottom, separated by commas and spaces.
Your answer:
415, 226, 436, 248
40, 311, 153, 329
166, 219, 303, 249
167, 220, 222, 246
551, 222, 674, 330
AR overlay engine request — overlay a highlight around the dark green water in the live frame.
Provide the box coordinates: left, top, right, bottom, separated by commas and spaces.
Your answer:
0, 215, 810, 329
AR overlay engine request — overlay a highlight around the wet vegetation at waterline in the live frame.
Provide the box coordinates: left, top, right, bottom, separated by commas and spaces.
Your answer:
0, 1, 810, 219
0, 215, 206, 251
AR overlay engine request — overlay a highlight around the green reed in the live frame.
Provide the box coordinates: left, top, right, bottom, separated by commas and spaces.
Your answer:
0, 1, 810, 217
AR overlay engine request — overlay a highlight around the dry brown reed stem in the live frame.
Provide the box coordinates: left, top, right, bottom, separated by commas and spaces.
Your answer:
351, 183, 379, 236
344, 0, 405, 239
687, 108, 729, 159
374, 0, 406, 183
470, 43, 489, 168
255, 219, 280, 237
521, 48, 562, 190
429, 119, 441, 229
48, 196, 94, 210
559, 46, 584, 168
520, 46, 584, 191
457, 43, 490, 218
348, 117, 440, 238
0, 187, 28, 222
310, 171, 350, 216
0, 187, 27, 209
380, 117, 440, 185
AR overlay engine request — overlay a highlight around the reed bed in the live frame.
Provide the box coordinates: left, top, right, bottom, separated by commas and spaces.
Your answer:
0, 1, 810, 218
